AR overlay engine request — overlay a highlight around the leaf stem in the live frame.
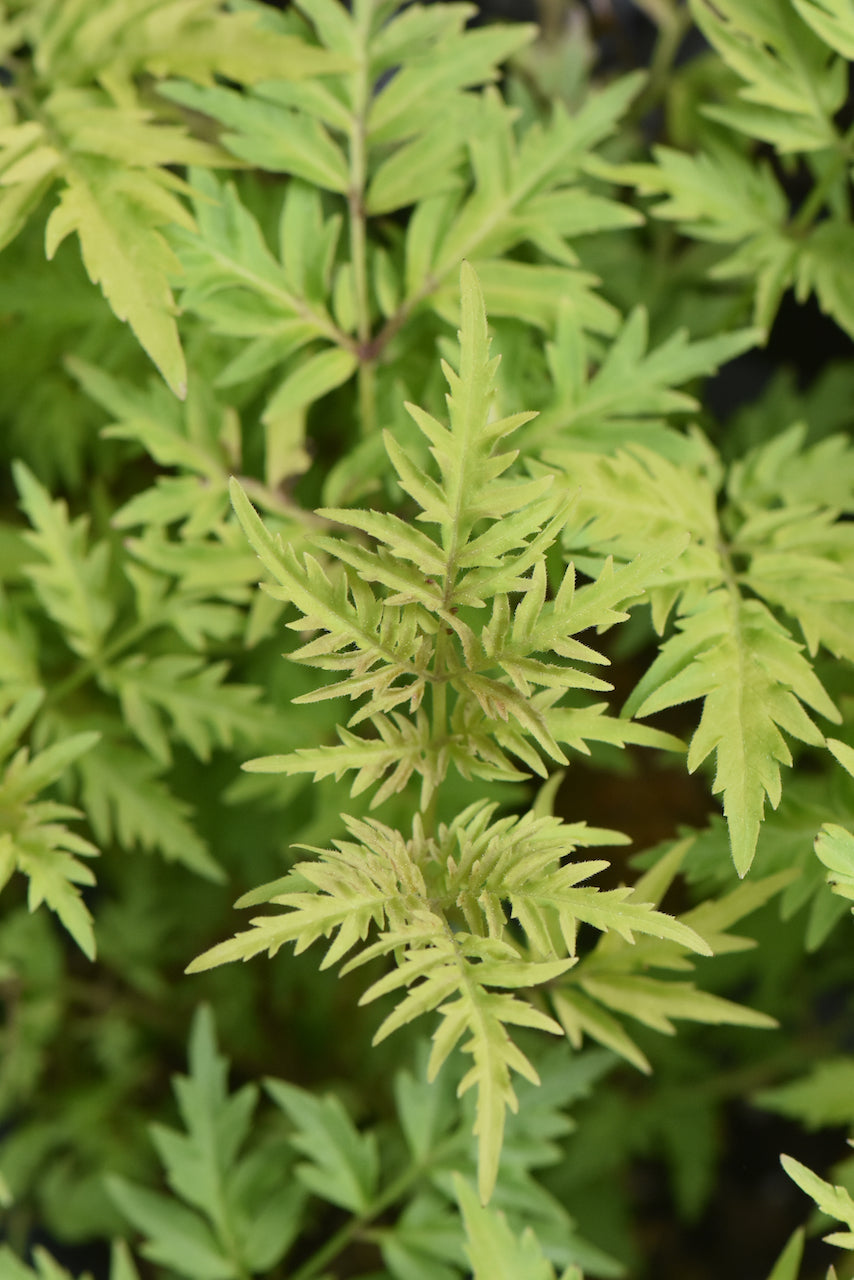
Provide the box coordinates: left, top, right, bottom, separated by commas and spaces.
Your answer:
289, 1132, 465, 1280
349, 0, 378, 436
790, 123, 854, 235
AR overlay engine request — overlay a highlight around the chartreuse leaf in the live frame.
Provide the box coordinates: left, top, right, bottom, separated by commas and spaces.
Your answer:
408, 75, 643, 334
231, 265, 683, 803
782, 1155, 854, 1249
528, 305, 759, 452
454, 1173, 560, 1280
0, 0, 349, 391
553, 430, 844, 873
812, 743, 854, 908
25, 0, 348, 87
198, 265, 714, 1199
689, 0, 844, 152
0, 692, 100, 959
189, 804, 708, 1203
43, 154, 191, 397
107, 1006, 305, 1280
551, 839, 783, 1071
628, 592, 837, 876
795, 0, 854, 56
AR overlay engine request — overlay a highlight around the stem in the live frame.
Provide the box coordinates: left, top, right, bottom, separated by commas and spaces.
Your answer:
790, 124, 854, 235
290, 1133, 464, 1280
43, 616, 154, 709
632, 6, 692, 117
349, 0, 378, 436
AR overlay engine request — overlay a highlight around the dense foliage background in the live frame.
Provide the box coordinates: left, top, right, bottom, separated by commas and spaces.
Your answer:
3, 2, 854, 1278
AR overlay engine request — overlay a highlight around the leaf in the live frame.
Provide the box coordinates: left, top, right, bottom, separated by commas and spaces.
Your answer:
454, 1173, 557, 1276
378, 1189, 465, 1280
625, 140, 794, 335
765, 1230, 805, 1280
814, 824, 854, 903
160, 82, 350, 192
532, 305, 759, 450
781, 1155, 854, 1249
794, 219, 854, 340
689, 0, 843, 152
367, 25, 535, 143
172, 169, 346, 398
14, 460, 115, 659
265, 1079, 379, 1214
400, 74, 643, 332
263, 347, 358, 424
44, 157, 189, 396
627, 591, 839, 874
106, 1177, 233, 1280
758, 1059, 854, 1129
108, 1006, 303, 1278
29, 0, 350, 86
78, 743, 223, 881
795, 0, 854, 57
101, 655, 261, 766
0, 698, 100, 958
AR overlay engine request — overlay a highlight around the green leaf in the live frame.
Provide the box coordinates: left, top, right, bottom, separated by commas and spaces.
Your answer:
533, 306, 759, 450
160, 82, 350, 191
101, 655, 261, 766
264, 347, 358, 424
108, 1006, 303, 1279
626, 140, 794, 335
265, 1079, 379, 1214
689, 0, 843, 151
106, 1176, 233, 1280
78, 743, 223, 881
14, 460, 115, 660
794, 220, 854, 340
367, 25, 535, 143
173, 169, 343, 353
765, 1230, 805, 1280
758, 1059, 854, 1129
0, 698, 100, 958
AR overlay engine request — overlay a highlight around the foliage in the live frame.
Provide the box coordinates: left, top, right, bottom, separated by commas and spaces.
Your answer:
1, 1, 854, 1278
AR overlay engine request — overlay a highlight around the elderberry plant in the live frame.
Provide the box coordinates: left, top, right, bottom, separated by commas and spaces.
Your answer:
1, 1, 854, 1278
